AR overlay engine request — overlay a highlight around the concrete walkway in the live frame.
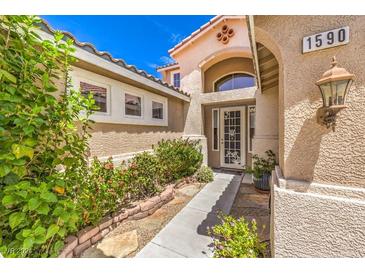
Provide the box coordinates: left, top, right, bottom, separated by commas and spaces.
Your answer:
136, 171, 242, 258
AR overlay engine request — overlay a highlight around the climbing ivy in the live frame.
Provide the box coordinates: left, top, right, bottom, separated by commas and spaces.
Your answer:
0, 15, 95, 257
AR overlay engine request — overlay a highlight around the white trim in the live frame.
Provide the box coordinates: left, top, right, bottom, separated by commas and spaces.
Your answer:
247, 105, 256, 153
211, 108, 220, 151
71, 66, 168, 126
219, 106, 246, 169
213, 71, 256, 92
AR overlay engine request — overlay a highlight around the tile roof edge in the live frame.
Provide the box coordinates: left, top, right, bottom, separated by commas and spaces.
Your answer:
38, 19, 190, 99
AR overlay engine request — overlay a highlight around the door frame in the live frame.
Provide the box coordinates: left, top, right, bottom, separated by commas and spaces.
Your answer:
219, 106, 246, 169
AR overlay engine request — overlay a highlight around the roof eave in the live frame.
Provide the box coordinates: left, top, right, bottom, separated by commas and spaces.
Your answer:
168, 15, 246, 57
37, 19, 190, 102
246, 15, 262, 93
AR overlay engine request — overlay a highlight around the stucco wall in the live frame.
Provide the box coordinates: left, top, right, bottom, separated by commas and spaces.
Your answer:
88, 96, 185, 157
203, 57, 254, 92
174, 17, 252, 139
254, 15, 365, 187
253, 85, 279, 159
271, 167, 365, 257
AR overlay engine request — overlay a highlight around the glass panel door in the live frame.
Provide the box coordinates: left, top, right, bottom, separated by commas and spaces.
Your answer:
220, 107, 246, 169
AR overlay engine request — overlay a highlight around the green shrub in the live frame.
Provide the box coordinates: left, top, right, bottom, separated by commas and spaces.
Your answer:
77, 157, 126, 225
209, 214, 266, 258
244, 150, 276, 179
195, 165, 214, 183
154, 138, 203, 184
0, 16, 206, 258
122, 152, 160, 200
0, 16, 95, 257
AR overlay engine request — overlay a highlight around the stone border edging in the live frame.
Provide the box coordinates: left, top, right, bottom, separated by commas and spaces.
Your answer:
58, 185, 175, 258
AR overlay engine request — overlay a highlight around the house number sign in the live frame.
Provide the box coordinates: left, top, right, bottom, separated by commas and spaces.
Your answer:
302, 26, 349, 53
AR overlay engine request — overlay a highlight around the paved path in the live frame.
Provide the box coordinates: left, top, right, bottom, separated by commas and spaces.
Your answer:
136, 171, 242, 258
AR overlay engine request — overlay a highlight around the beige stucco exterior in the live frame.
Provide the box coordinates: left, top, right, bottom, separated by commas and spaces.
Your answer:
253, 15, 365, 186
203, 57, 254, 92
42, 15, 365, 257
251, 15, 365, 257
88, 95, 185, 158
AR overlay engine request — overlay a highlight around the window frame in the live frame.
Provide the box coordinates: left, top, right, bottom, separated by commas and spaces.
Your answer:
123, 91, 144, 119
171, 72, 181, 88
78, 78, 111, 116
151, 100, 164, 120
213, 71, 256, 92
212, 108, 220, 151
247, 105, 256, 153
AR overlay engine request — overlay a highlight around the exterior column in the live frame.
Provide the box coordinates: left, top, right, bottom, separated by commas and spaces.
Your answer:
181, 68, 208, 165
252, 86, 279, 160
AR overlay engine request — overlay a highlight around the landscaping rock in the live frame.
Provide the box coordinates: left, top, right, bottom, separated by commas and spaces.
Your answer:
113, 211, 128, 223
160, 187, 174, 201
91, 232, 103, 244
99, 216, 113, 230
177, 184, 201, 197
129, 210, 149, 220
140, 196, 161, 212
73, 239, 92, 257
78, 226, 100, 244
126, 205, 141, 216
101, 228, 111, 237
148, 202, 163, 215
58, 235, 78, 257
97, 230, 138, 258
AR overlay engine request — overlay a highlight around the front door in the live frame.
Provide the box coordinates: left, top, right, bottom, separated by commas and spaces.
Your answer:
220, 106, 246, 169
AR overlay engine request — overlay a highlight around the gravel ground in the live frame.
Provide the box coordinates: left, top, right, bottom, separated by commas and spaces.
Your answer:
82, 183, 204, 258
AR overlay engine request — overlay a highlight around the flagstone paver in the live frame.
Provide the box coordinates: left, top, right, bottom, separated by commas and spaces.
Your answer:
230, 174, 271, 245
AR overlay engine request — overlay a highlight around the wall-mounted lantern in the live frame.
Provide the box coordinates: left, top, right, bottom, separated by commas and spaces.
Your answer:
315, 56, 354, 130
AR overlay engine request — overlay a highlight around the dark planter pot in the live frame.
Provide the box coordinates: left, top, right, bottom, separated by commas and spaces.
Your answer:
253, 173, 271, 192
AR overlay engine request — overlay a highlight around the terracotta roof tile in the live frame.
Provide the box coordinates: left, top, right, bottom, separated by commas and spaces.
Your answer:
38, 19, 190, 98
156, 62, 179, 70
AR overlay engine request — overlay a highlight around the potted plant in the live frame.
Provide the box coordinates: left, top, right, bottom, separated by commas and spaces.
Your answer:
244, 150, 276, 192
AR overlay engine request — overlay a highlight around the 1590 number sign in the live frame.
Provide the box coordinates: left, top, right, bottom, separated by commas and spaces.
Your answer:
302, 26, 349, 53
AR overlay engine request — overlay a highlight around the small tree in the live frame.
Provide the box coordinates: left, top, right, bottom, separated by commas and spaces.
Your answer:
0, 16, 95, 257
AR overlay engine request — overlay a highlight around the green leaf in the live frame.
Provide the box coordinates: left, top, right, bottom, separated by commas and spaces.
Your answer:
40, 191, 57, 203
0, 164, 12, 177
34, 226, 46, 236
9, 212, 25, 229
2, 195, 16, 207
22, 229, 32, 238
23, 126, 34, 136
23, 237, 34, 249
46, 224, 59, 239
11, 144, 34, 160
10, 158, 27, 166
28, 198, 42, 210
36, 203, 50, 215
34, 234, 46, 244
23, 138, 37, 147
57, 227, 66, 237
0, 69, 17, 84
52, 240, 64, 255
12, 166, 27, 177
